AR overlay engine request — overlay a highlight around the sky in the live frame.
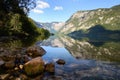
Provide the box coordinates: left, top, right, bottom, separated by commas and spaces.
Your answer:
29, 0, 120, 23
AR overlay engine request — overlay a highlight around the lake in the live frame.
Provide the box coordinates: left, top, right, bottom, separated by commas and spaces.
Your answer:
37, 35, 120, 80
0, 35, 120, 80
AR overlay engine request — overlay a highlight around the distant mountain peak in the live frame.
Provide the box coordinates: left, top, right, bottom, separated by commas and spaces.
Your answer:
35, 21, 65, 33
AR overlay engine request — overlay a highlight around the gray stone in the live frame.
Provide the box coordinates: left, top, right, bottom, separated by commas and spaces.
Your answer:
45, 63, 55, 73
26, 46, 46, 57
56, 59, 65, 65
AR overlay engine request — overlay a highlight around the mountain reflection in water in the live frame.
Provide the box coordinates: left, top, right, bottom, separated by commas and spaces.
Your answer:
37, 35, 120, 79
39, 36, 120, 62
0, 35, 119, 79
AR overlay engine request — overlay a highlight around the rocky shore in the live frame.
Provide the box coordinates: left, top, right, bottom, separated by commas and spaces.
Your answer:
0, 45, 65, 80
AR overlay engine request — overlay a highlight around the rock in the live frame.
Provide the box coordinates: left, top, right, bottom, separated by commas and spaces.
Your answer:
19, 74, 28, 80
32, 74, 44, 80
2, 54, 15, 61
0, 59, 4, 66
14, 54, 23, 65
14, 54, 31, 66
45, 63, 55, 73
0, 48, 4, 52
10, 71, 21, 78
4, 60, 15, 69
43, 76, 62, 80
0, 74, 10, 80
56, 59, 65, 65
53, 76, 63, 80
14, 67, 19, 70
23, 55, 31, 63
24, 57, 44, 76
26, 46, 46, 57
19, 64, 23, 69
15, 77, 21, 80
15, 54, 22, 60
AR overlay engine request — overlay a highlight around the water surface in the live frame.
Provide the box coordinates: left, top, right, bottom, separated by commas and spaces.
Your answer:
37, 35, 120, 80
0, 35, 120, 79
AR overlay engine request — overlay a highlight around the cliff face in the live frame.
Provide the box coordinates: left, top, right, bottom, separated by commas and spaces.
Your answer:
60, 5, 120, 34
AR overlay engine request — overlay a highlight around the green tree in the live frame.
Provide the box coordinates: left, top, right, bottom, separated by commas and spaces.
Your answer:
0, 0, 50, 38
0, 0, 36, 36
9, 14, 22, 32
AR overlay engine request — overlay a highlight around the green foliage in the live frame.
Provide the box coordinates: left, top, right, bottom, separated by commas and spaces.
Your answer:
10, 14, 22, 31
20, 16, 38, 36
0, 0, 50, 38
20, 16, 50, 37
0, 0, 36, 15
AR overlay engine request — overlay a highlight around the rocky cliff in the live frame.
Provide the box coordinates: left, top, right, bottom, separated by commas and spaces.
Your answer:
60, 5, 120, 34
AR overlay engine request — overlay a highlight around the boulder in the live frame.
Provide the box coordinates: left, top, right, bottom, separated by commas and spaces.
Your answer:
24, 57, 44, 76
45, 63, 55, 73
26, 46, 46, 57
56, 59, 65, 65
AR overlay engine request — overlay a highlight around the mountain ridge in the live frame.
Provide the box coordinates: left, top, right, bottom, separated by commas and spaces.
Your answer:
60, 4, 120, 34
35, 21, 65, 33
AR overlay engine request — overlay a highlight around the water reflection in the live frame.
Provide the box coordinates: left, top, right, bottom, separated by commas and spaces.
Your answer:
38, 35, 120, 79
0, 34, 120, 79
0, 35, 49, 56
39, 35, 120, 62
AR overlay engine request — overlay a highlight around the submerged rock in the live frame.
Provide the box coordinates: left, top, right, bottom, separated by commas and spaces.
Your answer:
45, 63, 55, 73
56, 59, 65, 65
24, 57, 44, 76
26, 46, 46, 57
43, 76, 63, 80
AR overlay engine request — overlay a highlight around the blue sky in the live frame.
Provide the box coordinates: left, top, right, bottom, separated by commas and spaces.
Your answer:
29, 0, 120, 22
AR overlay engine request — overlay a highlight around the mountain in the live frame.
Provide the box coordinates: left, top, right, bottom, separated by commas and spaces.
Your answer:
60, 5, 120, 34
35, 22, 65, 33
34, 21, 43, 28
68, 25, 120, 41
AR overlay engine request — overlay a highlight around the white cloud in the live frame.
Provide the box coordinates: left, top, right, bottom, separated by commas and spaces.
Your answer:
32, 1, 50, 14
32, 9, 44, 14
36, 1, 50, 9
54, 6, 63, 11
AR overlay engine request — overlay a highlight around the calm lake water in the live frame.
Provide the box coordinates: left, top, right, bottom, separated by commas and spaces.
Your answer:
37, 35, 120, 80
0, 35, 120, 80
